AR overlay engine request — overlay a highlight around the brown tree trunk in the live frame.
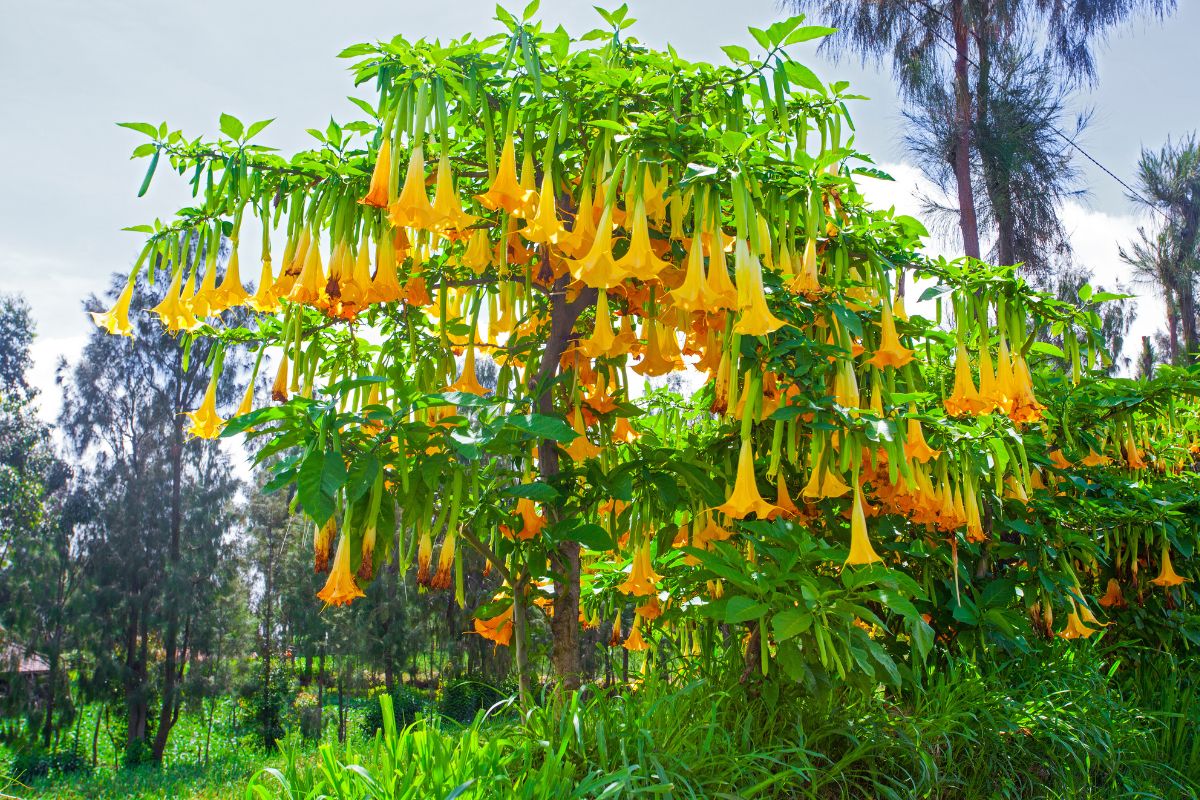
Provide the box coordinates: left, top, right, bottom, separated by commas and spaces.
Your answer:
151, 363, 187, 764
951, 0, 982, 260
529, 269, 596, 691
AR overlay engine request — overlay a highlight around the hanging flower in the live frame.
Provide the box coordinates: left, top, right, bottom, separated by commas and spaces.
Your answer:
359, 139, 393, 208
867, 299, 913, 369
388, 145, 436, 230
185, 372, 225, 440
617, 539, 662, 597
91, 276, 137, 337
1150, 544, 1189, 588
473, 602, 514, 647
731, 240, 786, 337
317, 530, 366, 606
715, 438, 778, 519
845, 483, 884, 567
475, 133, 531, 216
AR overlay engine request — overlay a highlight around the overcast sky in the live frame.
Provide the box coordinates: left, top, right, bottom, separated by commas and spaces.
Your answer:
2, 0, 1195, 420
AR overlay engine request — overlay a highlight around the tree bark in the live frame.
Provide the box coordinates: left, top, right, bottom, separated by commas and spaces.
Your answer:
511, 574, 532, 703
529, 270, 596, 691
151, 363, 187, 764
951, 0, 982, 260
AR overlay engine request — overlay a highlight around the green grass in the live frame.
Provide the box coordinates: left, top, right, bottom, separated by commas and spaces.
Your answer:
4, 645, 1197, 799
243, 645, 1199, 800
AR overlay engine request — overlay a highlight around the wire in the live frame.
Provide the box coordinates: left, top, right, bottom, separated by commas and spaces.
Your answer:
891, 0, 1172, 222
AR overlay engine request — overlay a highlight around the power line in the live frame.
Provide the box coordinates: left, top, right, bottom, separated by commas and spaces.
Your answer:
892, 0, 1172, 222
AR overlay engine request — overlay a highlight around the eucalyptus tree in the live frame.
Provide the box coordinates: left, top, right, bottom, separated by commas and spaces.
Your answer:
786, 0, 1174, 264
61, 272, 246, 763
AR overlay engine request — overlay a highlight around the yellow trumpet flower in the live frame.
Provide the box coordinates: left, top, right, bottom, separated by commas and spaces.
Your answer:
475, 133, 531, 216
151, 269, 199, 333
358, 139, 392, 209
623, 614, 651, 652
473, 603, 514, 647
788, 237, 822, 296
520, 172, 566, 245
368, 236, 403, 304
845, 483, 883, 567
615, 197, 669, 278
715, 438, 778, 519
1058, 601, 1098, 639
801, 458, 851, 500
247, 257, 279, 313
214, 247, 250, 310
447, 345, 488, 395
732, 240, 786, 337
566, 204, 625, 289
702, 247, 738, 310
185, 373, 225, 440
314, 517, 336, 574
430, 151, 477, 236
271, 355, 289, 403
903, 411, 940, 463
867, 299, 913, 369
317, 531, 366, 606
500, 497, 546, 541
617, 539, 663, 597
631, 315, 679, 377
287, 236, 326, 306
388, 145, 435, 230
1151, 544, 1189, 588
190, 258, 220, 320
667, 240, 707, 313
579, 289, 619, 359
1097, 578, 1126, 609
564, 405, 602, 461
91, 276, 137, 337
944, 339, 984, 416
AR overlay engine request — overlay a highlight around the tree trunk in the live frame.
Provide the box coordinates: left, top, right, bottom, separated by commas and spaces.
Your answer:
530, 269, 596, 691
511, 575, 532, 703
125, 603, 150, 752
316, 643, 326, 737
151, 386, 187, 763
260, 538, 275, 749
951, 0, 982, 260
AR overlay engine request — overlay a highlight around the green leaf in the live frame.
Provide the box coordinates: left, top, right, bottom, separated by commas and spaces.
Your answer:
721, 45, 751, 63
246, 118, 275, 139
297, 449, 347, 525
346, 454, 380, 503
219, 113, 245, 141
725, 596, 769, 624
506, 413, 578, 443
784, 25, 837, 45
910, 616, 935, 662
522, 0, 540, 20
546, 520, 613, 551
748, 27, 772, 50
504, 482, 560, 503
783, 61, 825, 94
337, 43, 377, 59
117, 121, 159, 138
772, 608, 813, 641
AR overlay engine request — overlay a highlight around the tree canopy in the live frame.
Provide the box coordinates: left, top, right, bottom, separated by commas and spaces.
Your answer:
92, 4, 1198, 702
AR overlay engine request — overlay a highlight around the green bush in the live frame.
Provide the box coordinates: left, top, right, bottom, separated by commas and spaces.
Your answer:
9, 745, 90, 781
360, 685, 429, 736
436, 680, 507, 724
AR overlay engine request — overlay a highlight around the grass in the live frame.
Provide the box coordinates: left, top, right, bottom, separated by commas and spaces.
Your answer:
244, 644, 1199, 799
4, 644, 1197, 799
